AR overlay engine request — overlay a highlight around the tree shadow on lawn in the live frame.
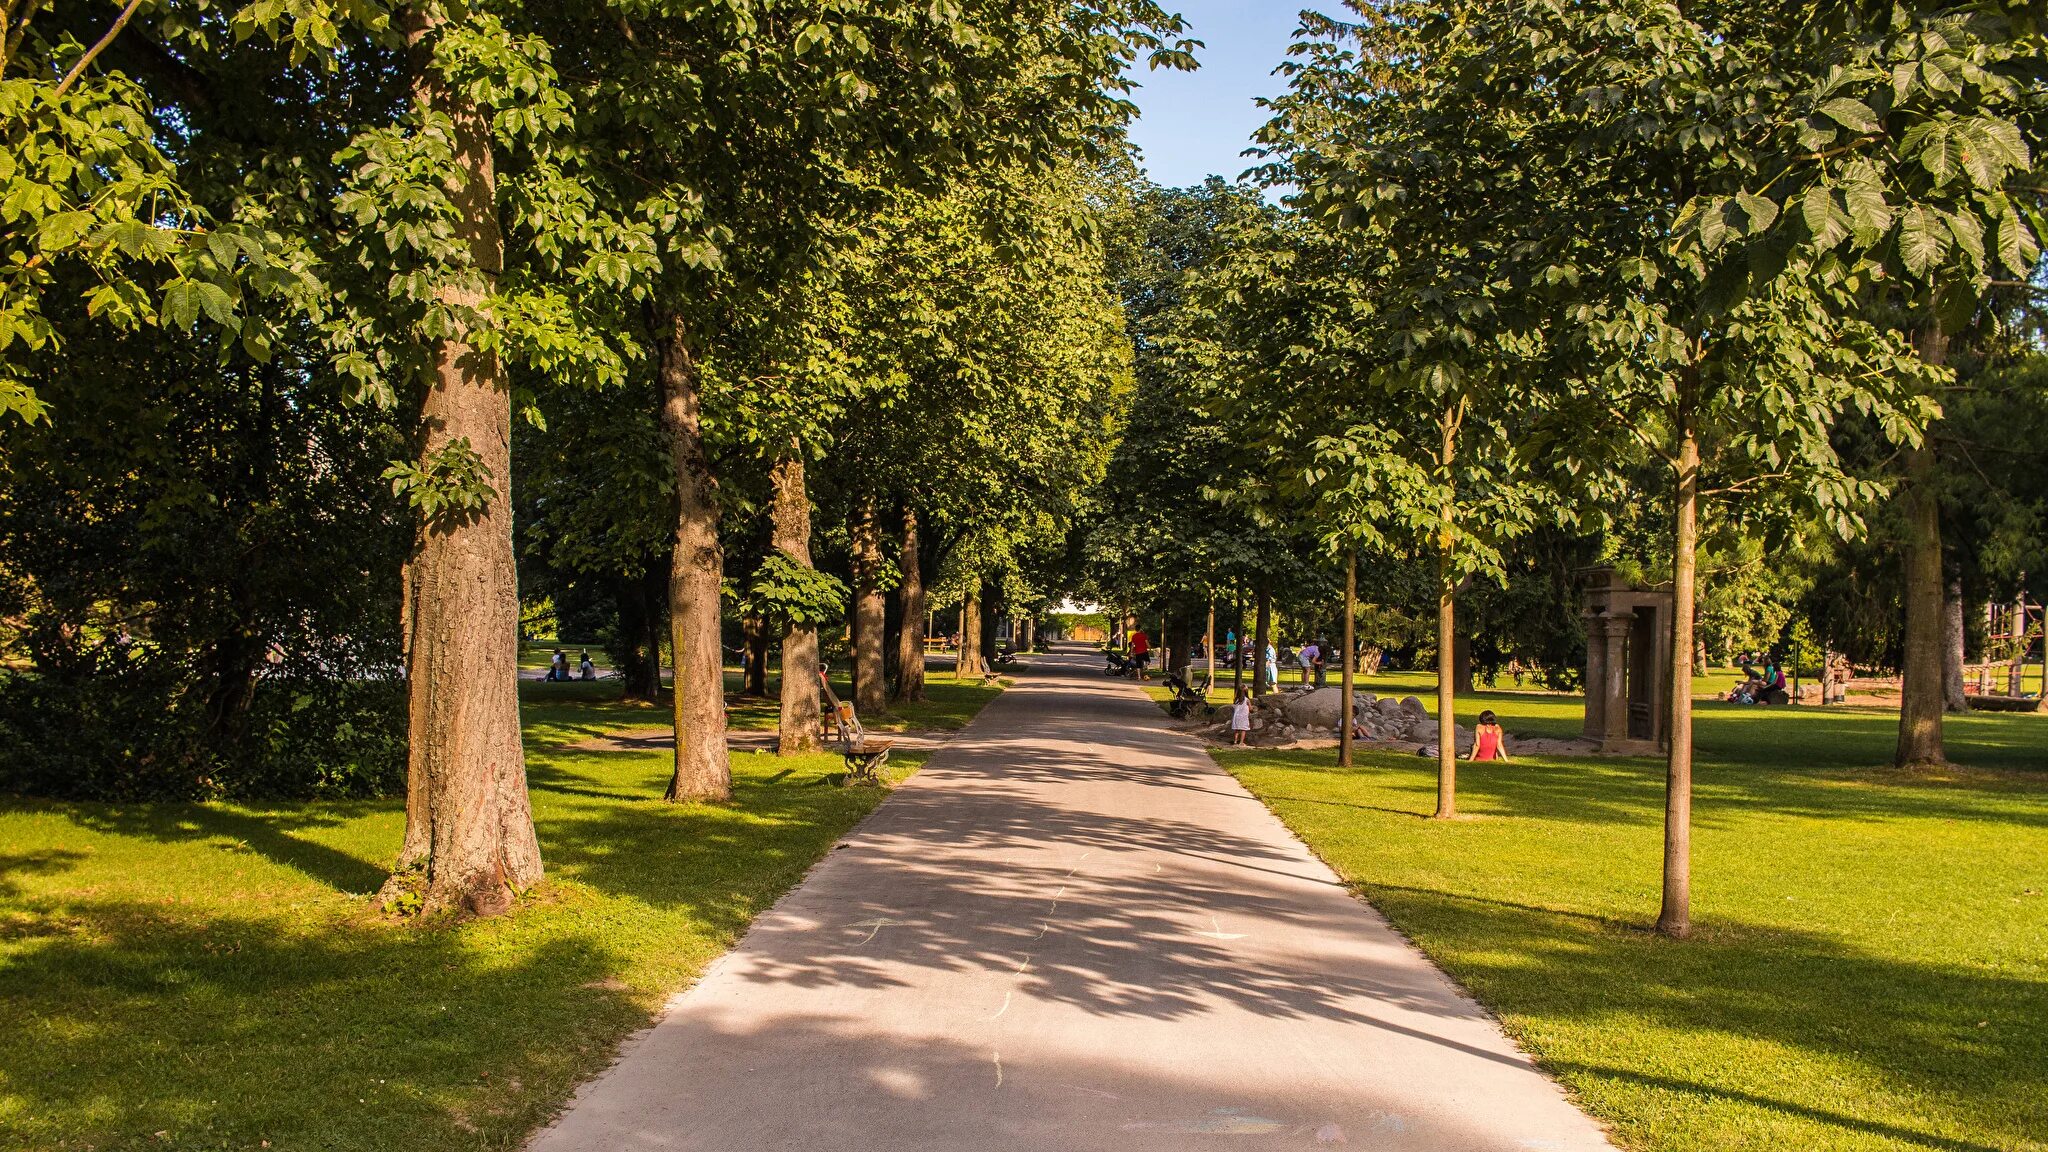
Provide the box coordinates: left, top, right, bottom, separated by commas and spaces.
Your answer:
1363, 884, 2047, 1152
520, 745, 922, 918
0, 898, 643, 1152
0, 847, 88, 898
43, 799, 393, 895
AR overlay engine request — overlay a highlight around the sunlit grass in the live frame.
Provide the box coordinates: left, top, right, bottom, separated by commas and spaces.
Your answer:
0, 679, 994, 1152
1219, 681, 2048, 1152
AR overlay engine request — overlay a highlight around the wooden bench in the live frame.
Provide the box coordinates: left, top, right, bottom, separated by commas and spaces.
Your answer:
980, 646, 1016, 685
816, 667, 893, 784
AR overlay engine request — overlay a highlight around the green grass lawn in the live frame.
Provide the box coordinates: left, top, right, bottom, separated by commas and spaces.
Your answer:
1217, 680, 2048, 1152
0, 679, 998, 1152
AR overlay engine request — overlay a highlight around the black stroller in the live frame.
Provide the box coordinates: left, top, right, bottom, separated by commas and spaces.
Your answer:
1104, 648, 1138, 677
1162, 671, 1215, 720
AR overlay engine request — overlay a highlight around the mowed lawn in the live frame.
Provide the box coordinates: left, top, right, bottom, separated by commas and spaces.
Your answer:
1219, 673, 2048, 1152
0, 676, 1001, 1152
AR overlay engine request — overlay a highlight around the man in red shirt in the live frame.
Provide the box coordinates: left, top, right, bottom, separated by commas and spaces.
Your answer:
1129, 629, 1151, 680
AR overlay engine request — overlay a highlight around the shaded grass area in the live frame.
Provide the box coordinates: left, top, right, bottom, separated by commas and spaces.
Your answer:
1219, 683, 2048, 1152
0, 680, 983, 1151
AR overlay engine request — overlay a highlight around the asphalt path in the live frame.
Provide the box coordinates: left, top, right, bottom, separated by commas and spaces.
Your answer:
529, 646, 1615, 1151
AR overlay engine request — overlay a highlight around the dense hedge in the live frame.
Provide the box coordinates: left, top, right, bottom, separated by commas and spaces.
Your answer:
0, 673, 406, 802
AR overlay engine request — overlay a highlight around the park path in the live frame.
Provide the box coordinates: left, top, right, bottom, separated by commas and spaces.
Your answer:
528, 647, 1615, 1152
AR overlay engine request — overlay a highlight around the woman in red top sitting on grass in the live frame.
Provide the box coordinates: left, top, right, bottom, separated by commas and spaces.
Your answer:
1470, 709, 1510, 762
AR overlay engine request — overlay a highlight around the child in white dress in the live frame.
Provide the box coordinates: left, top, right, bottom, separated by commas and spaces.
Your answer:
1229, 688, 1252, 746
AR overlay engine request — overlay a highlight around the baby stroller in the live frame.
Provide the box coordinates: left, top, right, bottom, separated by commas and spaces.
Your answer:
1162, 671, 1215, 720
1104, 648, 1138, 677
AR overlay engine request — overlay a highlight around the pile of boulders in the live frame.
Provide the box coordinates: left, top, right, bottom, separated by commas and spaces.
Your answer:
1202, 686, 1473, 753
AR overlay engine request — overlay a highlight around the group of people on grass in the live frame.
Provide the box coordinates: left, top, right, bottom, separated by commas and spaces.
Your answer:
1727, 654, 1790, 705
546, 649, 598, 682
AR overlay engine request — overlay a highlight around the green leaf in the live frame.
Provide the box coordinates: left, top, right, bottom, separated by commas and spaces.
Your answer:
1996, 210, 2039, 276
1842, 164, 1892, 245
1817, 97, 1879, 134
1897, 204, 1948, 278
1736, 191, 1779, 234
35, 210, 96, 252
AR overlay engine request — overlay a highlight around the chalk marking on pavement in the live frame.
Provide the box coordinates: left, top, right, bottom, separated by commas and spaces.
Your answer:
848, 918, 895, 946
990, 990, 1012, 1019
1195, 915, 1248, 941
992, 1051, 1004, 1088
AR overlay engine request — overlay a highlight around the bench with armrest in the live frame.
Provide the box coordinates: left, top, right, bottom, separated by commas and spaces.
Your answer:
816, 666, 893, 784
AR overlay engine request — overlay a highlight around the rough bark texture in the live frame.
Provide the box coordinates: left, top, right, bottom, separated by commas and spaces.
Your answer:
893, 508, 927, 703
850, 498, 888, 715
1897, 324, 1950, 767
659, 311, 731, 802
1253, 587, 1273, 695
1658, 420, 1701, 939
770, 454, 821, 755
1943, 575, 1970, 713
388, 10, 542, 915
960, 582, 983, 679
1340, 550, 1357, 768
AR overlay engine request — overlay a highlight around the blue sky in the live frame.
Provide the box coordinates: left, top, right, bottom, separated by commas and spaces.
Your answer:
1124, 2, 1340, 189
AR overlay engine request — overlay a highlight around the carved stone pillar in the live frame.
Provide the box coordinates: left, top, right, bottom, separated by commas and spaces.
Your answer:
1601, 613, 1634, 745
1582, 611, 1609, 741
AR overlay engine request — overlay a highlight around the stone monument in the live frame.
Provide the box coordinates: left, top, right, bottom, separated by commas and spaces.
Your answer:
1580, 567, 1674, 754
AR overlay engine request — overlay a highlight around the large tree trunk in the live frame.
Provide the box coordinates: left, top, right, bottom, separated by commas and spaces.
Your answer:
850, 497, 888, 715
893, 507, 927, 703
1897, 324, 1949, 767
1340, 550, 1357, 768
1253, 586, 1273, 695
659, 311, 731, 802
741, 614, 769, 697
1435, 409, 1458, 820
1943, 575, 1970, 712
770, 454, 821, 755
959, 581, 983, 679
1657, 413, 1701, 938
387, 9, 542, 915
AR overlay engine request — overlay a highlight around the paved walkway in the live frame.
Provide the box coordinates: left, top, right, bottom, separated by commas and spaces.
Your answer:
530, 648, 1614, 1151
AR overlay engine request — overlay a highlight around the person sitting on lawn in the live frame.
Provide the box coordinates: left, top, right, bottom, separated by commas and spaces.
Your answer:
1229, 688, 1252, 746
548, 649, 568, 682
1470, 709, 1510, 762
577, 651, 596, 681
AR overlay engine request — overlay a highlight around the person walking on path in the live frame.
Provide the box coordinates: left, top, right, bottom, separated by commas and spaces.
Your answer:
1471, 709, 1510, 762
1128, 628, 1151, 680
1230, 687, 1253, 746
